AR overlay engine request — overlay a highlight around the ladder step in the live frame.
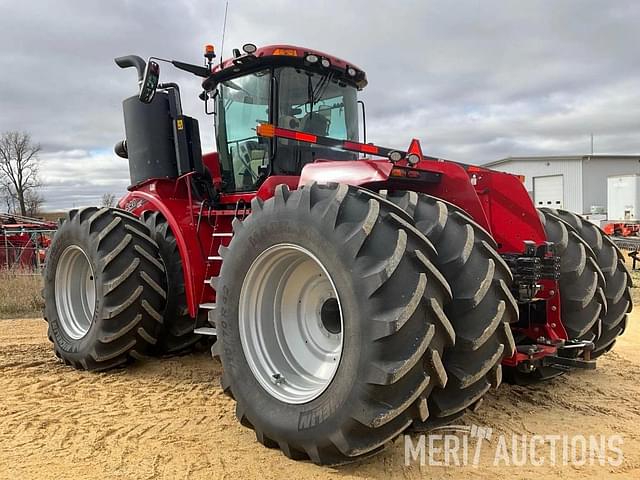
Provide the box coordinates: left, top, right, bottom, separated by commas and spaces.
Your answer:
208, 256, 223, 261
212, 232, 233, 237
194, 327, 217, 336
199, 303, 217, 310
207, 309, 216, 327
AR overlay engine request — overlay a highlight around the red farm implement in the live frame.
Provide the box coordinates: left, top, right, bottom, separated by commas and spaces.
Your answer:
0, 213, 56, 270
603, 222, 640, 237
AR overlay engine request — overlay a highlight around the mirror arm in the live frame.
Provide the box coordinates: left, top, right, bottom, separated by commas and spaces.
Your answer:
171, 60, 210, 78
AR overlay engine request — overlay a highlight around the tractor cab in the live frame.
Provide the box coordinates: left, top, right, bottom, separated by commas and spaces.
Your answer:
114, 44, 369, 196
203, 45, 367, 192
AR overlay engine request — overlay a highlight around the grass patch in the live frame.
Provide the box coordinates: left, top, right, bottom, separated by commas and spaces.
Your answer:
0, 268, 44, 319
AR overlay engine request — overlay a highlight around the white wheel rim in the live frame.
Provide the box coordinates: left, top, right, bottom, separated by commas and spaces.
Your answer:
238, 243, 344, 404
54, 245, 96, 340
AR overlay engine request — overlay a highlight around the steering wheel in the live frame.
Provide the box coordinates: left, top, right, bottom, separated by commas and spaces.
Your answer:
302, 112, 330, 136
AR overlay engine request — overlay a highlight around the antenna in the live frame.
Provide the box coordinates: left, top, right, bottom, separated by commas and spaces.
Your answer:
219, 0, 229, 67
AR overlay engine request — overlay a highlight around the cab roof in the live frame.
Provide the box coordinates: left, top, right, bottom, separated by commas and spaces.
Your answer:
202, 44, 367, 90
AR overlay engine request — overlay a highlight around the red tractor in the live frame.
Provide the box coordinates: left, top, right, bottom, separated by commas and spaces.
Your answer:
43, 43, 632, 465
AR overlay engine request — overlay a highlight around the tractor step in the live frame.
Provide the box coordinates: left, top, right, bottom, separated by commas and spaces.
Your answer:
199, 303, 217, 328
194, 327, 217, 336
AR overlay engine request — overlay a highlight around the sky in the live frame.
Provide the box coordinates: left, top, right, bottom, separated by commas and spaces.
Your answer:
1, 0, 639, 211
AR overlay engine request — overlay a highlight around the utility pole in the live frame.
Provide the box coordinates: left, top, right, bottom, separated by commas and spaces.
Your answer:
590, 133, 594, 155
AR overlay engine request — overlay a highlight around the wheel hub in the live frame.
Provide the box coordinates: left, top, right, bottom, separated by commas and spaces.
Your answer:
238, 243, 344, 404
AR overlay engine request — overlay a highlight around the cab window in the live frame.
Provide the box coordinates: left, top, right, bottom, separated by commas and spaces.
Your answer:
216, 70, 271, 192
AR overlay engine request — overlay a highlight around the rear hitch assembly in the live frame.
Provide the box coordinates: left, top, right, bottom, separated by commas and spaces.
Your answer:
509, 338, 596, 373
542, 354, 596, 371
541, 339, 596, 371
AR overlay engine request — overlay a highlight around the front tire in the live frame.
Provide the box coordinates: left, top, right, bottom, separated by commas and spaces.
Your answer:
215, 183, 455, 465
43, 207, 167, 371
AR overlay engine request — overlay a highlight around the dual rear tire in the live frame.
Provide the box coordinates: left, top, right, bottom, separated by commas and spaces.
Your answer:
540, 209, 631, 356
44, 207, 167, 370
512, 209, 632, 383
44, 207, 206, 371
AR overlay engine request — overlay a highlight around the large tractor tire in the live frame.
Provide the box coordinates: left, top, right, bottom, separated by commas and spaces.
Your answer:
142, 211, 205, 355
213, 183, 455, 465
541, 208, 632, 357
382, 191, 517, 425
537, 209, 606, 343
43, 207, 167, 371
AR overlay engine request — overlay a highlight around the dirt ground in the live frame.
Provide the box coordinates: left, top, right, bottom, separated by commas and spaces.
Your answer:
0, 312, 639, 479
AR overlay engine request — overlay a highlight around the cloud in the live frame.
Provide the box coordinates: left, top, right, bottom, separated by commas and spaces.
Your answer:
1, 0, 639, 210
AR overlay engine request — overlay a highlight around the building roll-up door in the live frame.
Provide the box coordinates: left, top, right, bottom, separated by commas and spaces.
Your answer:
533, 175, 563, 208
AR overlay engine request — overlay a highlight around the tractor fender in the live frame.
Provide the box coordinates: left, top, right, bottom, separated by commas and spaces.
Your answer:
300, 159, 494, 234
118, 190, 203, 318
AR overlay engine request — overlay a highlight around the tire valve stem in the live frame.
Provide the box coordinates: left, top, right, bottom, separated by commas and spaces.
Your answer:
271, 373, 285, 385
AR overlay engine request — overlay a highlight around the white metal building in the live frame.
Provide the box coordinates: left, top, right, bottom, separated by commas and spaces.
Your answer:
482, 155, 640, 216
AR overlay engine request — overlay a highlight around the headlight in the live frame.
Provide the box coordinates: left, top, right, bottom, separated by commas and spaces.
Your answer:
388, 151, 402, 163
305, 54, 319, 64
242, 43, 257, 54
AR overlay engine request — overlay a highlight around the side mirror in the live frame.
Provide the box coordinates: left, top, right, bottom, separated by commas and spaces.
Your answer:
139, 60, 160, 104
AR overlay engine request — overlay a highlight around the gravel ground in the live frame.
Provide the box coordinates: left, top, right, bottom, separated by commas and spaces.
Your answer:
1, 294, 639, 479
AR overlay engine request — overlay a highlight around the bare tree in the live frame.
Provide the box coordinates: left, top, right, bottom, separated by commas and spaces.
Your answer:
24, 190, 44, 217
101, 192, 117, 208
0, 180, 15, 213
0, 131, 41, 216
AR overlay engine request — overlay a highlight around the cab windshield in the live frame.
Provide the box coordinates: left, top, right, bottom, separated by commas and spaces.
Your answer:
273, 67, 359, 175
215, 66, 359, 192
